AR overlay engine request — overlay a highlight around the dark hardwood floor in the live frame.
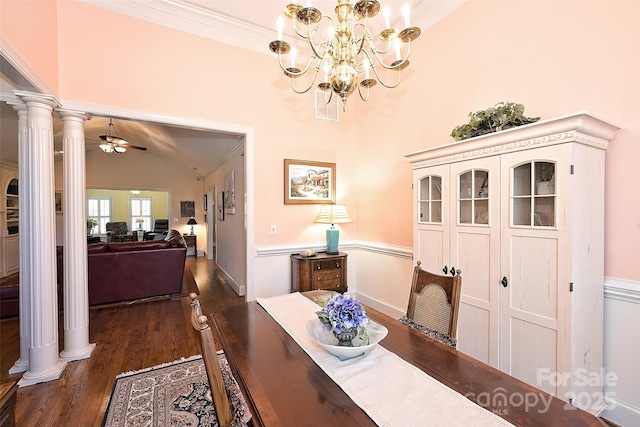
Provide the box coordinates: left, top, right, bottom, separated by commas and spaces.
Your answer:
0, 256, 245, 426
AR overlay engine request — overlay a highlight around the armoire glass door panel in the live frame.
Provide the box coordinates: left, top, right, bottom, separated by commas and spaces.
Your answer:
458, 169, 490, 225
512, 161, 556, 227
418, 175, 442, 224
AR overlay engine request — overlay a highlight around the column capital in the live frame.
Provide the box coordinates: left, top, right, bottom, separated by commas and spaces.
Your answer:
14, 91, 59, 109
58, 109, 91, 121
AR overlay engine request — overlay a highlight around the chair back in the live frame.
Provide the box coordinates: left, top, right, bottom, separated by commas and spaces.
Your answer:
406, 261, 462, 338
153, 219, 170, 233
106, 221, 128, 234
190, 293, 232, 426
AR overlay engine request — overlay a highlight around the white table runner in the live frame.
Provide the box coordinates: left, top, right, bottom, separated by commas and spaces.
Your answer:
257, 292, 515, 427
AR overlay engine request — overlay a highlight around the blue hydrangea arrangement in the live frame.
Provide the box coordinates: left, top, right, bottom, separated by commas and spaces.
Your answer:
316, 294, 369, 335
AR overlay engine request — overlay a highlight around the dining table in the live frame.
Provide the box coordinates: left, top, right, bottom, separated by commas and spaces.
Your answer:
212, 293, 604, 427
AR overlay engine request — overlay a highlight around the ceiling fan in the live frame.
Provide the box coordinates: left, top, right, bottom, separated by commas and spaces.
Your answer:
98, 118, 147, 153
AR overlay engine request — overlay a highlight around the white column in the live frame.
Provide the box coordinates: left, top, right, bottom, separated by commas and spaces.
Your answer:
16, 92, 67, 387
8, 102, 29, 374
58, 110, 95, 361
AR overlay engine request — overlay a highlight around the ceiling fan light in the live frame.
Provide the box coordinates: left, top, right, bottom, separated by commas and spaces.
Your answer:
114, 145, 127, 153
99, 143, 113, 153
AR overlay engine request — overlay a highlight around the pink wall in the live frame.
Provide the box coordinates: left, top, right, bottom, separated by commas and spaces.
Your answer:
55, 1, 359, 248
356, 0, 640, 281
0, 0, 59, 94
4, 0, 638, 282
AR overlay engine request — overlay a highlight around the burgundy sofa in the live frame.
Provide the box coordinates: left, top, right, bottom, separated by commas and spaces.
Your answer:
57, 230, 187, 306
0, 283, 19, 318
1, 231, 187, 318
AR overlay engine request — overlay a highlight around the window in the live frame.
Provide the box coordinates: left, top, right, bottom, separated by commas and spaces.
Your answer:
87, 197, 112, 234
131, 197, 152, 232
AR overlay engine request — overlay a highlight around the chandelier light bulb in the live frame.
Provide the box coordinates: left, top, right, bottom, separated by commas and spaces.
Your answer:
277, 16, 284, 40
402, 3, 410, 28
383, 5, 390, 28
363, 58, 371, 80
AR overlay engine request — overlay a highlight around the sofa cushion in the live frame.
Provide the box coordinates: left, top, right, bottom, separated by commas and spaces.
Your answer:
108, 240, 170, 252
88, 242, 109, 253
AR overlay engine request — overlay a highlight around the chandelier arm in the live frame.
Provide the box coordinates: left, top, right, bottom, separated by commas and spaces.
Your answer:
291, 16, 316, 40
324, 89, 333, 105
353, 22, 370, 56
306, 15, 334, 61
370, 64, 403, 89
277, 53, 317, 77
290, 66, 321, 95
369, 42, 412, 71
357, 83, 370, 102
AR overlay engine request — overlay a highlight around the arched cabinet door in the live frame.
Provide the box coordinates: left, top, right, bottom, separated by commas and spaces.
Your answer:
449, 157, 500, 368
499, 145, 569, 398
414, 164, 449, 275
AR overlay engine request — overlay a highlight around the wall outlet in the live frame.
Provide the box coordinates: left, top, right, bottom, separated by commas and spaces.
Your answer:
172, 217, 178, 223
270, 225, 277, 235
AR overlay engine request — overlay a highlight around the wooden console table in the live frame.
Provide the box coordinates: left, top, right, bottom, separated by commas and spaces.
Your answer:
290, 252, 347, 293
184, 235, 197, 257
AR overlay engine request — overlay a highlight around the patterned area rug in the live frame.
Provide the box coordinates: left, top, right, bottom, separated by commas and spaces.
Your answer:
103, 354, 251, 427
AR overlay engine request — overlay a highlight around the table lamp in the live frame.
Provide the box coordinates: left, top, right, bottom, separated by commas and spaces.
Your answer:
136, 217, 144, 231
187, 217, 198, 235
314, 205, 352, 254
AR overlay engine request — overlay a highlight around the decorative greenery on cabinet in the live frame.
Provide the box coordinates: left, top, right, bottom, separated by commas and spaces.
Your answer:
450, 102, 540, 141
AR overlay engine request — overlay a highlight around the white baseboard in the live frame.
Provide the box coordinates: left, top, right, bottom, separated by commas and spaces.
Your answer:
601, 398, 640, 427
355, 292, 405, 319
217, 267, 245, 296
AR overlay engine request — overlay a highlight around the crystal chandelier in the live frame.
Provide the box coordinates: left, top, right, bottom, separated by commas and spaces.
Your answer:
269, 0, 421, 111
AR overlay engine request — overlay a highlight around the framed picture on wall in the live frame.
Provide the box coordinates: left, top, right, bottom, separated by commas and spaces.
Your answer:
181, 201, 195, 217
217, 192, 225, 221
224, 171, 236, 214
284, 159, 336, 204
55, 191, 63, 214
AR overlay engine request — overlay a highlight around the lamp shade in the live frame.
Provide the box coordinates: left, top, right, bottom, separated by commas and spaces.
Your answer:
315, 205, 352, 255
314, 205, 352, 225
187, 217, 198, 235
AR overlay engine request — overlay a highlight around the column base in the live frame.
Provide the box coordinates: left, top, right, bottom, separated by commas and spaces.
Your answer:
8, 358, 29, 374
18, 360, 67, 388
60, 343, 96, 362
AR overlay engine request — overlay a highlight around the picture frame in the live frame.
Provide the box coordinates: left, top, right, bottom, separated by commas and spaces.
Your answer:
180, 201, 195, 218
284, 159, 336, 204
55, 191, 63, 214
224, 171, 236, 214
217, 192, 225, 221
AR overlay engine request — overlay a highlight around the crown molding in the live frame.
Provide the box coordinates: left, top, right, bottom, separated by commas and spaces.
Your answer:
78, 1, 468, 58
78, 0, 275, 56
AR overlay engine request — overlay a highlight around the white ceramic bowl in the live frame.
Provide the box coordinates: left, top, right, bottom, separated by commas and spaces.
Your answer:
306, 318, 388, 361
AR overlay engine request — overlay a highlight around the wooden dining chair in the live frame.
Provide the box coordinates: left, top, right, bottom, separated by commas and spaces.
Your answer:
190, 293, 251, 426
401, 261, 462, 348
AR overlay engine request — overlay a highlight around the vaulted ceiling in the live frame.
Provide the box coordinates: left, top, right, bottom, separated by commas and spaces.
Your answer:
1, 0, 464, 177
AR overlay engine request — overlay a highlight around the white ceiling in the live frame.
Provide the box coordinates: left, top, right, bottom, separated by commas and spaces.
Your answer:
1, 0, 464, 177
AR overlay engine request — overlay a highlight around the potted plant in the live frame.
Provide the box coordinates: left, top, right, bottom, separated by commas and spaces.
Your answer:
316, 294, 369, 347
535, 162, 555, 195
87, 217, 98, 234
450, 102, 540, 141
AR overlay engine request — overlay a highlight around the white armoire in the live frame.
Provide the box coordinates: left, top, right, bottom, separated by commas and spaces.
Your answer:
405, 113, 619, 415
